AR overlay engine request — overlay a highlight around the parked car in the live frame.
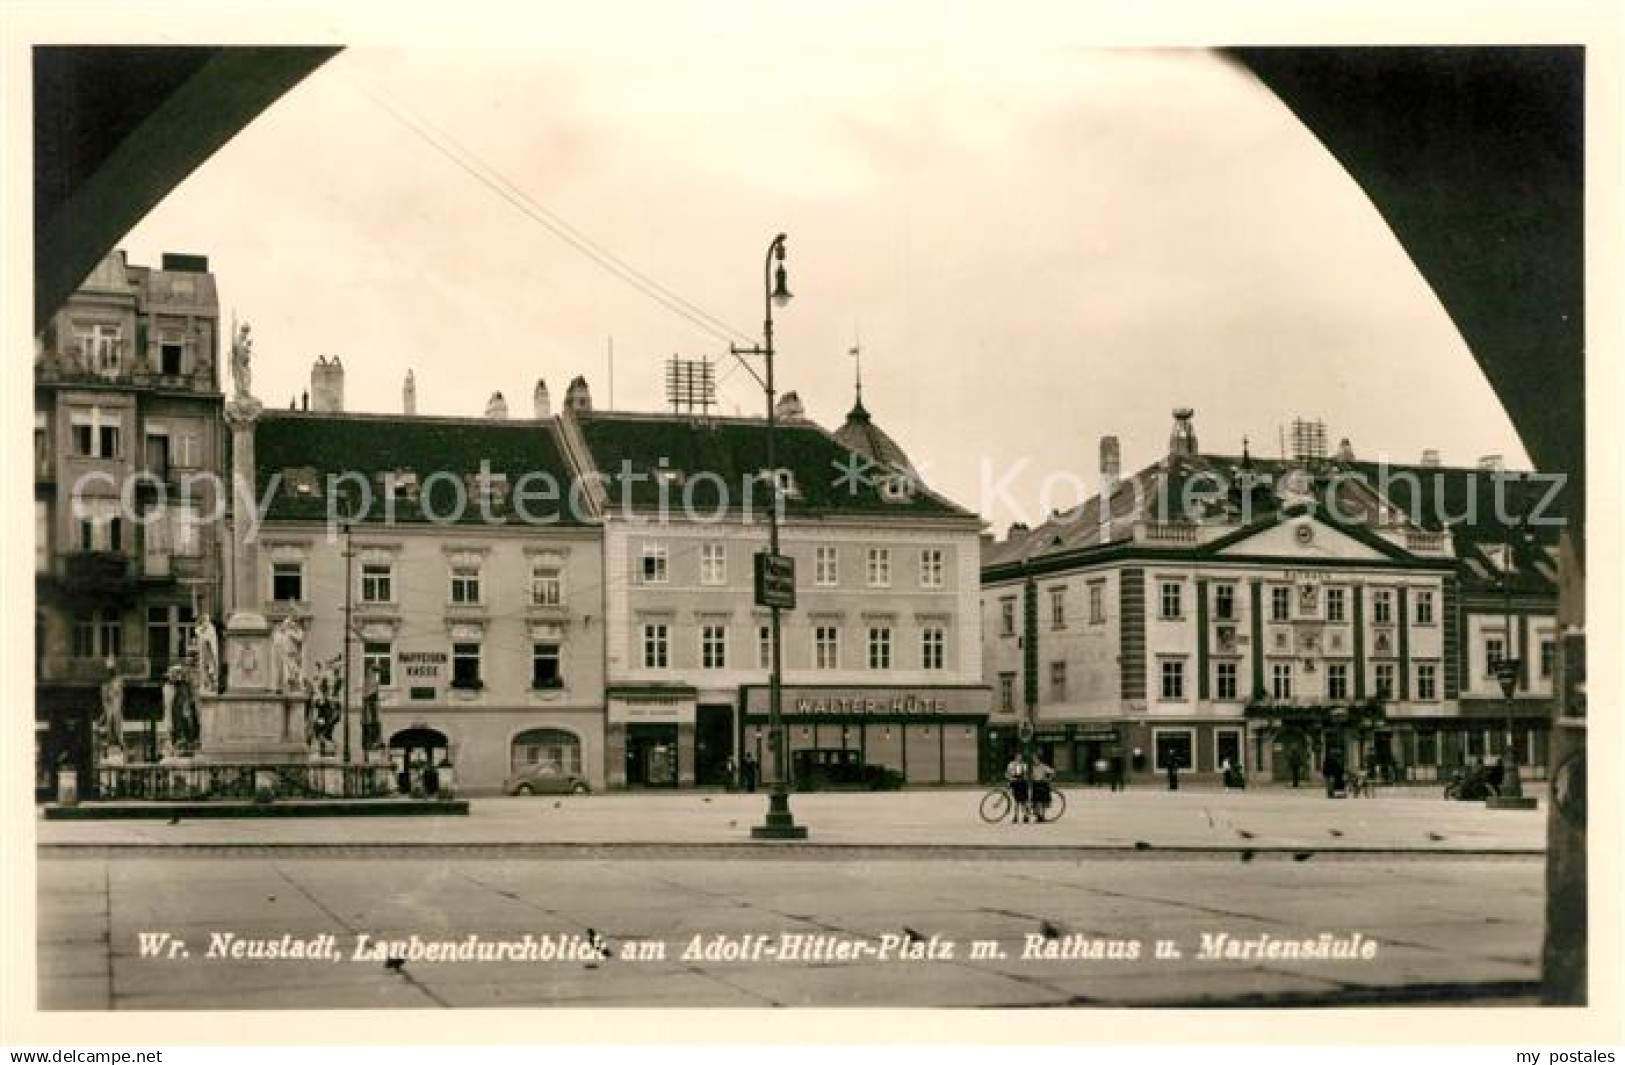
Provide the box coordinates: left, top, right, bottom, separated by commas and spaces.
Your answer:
503, 764, 591, 796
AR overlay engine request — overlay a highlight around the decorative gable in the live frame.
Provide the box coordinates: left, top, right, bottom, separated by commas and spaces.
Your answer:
1215, 516, 1392, 562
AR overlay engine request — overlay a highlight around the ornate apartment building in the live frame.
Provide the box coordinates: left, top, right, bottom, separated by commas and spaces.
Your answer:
981, 411, 1565, 785
34, 250, 226, 796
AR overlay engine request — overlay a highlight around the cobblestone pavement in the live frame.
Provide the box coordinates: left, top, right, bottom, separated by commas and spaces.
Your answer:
37, 785, 1547, 854
38, 852, 1542, 1010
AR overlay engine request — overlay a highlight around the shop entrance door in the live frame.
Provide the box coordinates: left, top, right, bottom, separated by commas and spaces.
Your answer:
695, 705, 733, 787
1272, 728, 1312, 784
626, 724, 679, 787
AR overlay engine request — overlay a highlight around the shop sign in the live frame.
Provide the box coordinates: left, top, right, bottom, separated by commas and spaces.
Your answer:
400, 652, 447, 679
745, 686, 990, 718
608, 697, 696, 724
1077, 726, 1120, 741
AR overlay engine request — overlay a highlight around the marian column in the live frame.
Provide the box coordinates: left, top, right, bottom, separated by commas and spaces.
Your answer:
197, 322, 306, 762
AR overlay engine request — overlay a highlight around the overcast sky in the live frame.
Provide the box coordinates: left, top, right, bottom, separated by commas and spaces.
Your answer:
118, 21, 1531, 531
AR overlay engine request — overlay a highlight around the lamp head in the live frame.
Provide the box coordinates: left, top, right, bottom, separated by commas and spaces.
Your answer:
771, 263, 792, 308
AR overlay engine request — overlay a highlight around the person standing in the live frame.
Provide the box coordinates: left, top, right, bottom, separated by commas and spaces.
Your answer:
1005, 754, 1030, 822
1030, 757, 1057, 822
741, 750, 758, 793
1166, 753, 1180, 791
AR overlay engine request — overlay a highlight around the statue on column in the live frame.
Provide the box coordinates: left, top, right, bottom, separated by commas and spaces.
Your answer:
272, 615, 306, 694
230, 321, 254, 403
98, 658, 126, 753
305, 656, 343, 753
194, 612, 219, 694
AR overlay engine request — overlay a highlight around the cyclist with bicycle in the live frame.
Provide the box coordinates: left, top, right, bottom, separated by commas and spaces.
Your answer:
1030, 757, 1056, 822
1004, 755, 1030, 823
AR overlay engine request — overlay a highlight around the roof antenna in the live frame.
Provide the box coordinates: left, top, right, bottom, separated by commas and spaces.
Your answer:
849, 332, 865, 415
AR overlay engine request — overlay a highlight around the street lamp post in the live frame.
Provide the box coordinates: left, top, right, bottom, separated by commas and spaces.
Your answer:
1489, 472, 1535, 809
735, 233, 807, 840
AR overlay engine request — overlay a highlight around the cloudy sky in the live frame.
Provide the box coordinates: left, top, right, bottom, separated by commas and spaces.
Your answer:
117, 12, 1530, 530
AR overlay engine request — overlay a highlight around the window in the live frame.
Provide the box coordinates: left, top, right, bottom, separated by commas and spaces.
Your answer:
272, 561, 304, 602
998, 673, 1016, 713
642, 623, 669, 669
1327, 663, 1349, 701
530, 564, 562, 607
171, 431, 199, 469
1215, 662, 1238, 701
70, 407, 120, 459
1088, 582, 1106, 624
81, 324, 121, 375
75, 500, 124, 554
815, 546, 839, 586
1271, 662, 1294, 700
641, 543, 669, 584
171, 504, 200, 558
361, 563, 393, 604
512, 728, 583, 776
1484, 636, 1506, 675
450, 565, 482, 605
1417, 731, 1438, 767
1000, 597, 1017, 636
1417, 662, 1438, 701
35, 502, 48, 572
815, 626, 840, 670
146, 605, 194, 670
1049, 586, 1066, 629
1049, 659, 1067, 699
866, 547, 891, 587
1271, 586, 1291, 622
701, 625, 728, 670
1160, 659, 1185, 701
363, 641, 394, 687
1375, 662, 1396, 700
1540, 638, 1557, 678
452, 642, 482, 689
700, 543, 727, 586
531, 643, 562, 688
867, 626, 892, 670
1326, 587, 1346, 623
1415, 590, 1435, 625
922, 626, 946, 671
919, 548, 945, 589
1159, 581, 1183, 620
1154, 730, 1194, 772
757, 625, 772, 670
160, 342, 184, 376
1214, 584, 1235, 621
73, 609, 122, 659
1373, 589, 1394, 624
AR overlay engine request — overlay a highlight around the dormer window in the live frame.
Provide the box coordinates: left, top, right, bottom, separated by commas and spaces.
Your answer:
388, 470, 419, 503
285, 467, 320, 498
468, 471, 509, 509
654, 467, 685, 489
761, 468, 798, 499
879, 474, 914, 502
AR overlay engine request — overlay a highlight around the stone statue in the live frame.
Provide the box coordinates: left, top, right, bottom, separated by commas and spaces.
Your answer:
361, 664, 382, 752
194, 612, 219, 694
99, 658, 125, 752
167, 665, 199, 752
305, 657, 343, 751
272, 615, 306, 694
230, 321, 253, 402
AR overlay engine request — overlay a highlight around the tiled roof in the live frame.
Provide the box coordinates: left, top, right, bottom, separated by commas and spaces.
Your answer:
572, 411, 974, 520
982, 451, 1566, 598
253, 411, 589, 526
833, 398, 918, 477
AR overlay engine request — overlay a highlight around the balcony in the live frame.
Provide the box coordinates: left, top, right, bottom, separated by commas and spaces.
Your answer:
1405, 530, 1447, 554
1139, 522, 1199, 545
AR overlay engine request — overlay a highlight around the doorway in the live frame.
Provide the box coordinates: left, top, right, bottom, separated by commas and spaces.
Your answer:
695, 705, 733, 787
626, 724, 678, 787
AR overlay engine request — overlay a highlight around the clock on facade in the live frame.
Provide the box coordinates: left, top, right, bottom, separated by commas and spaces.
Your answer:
1294, 524, 1314, 545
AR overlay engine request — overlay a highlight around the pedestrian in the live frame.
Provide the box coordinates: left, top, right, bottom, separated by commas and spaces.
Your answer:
1322, 750, 1345, 798
1289, 748, 1305, 789
1030, 757, 1056, 822
741, 750, 758, 793
724, 755, 738, 793
1110, 754, 1125, 792
1166, 755, 1179, 791
1005, 754, 1030, 823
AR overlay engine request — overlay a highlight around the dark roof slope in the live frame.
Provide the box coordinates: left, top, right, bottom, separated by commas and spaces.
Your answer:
254, 410, 588, 526
574, 411, 973, 520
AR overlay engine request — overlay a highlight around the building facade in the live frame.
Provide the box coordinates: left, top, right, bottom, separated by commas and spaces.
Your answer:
34, 250, 226, 797
249, 376, 607, 794
981, 411, 1564, 785
557, 386, 992, 789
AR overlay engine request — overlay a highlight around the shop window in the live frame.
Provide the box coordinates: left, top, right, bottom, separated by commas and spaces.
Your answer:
1154, 730, 1193, 771
511, 728, 582, 776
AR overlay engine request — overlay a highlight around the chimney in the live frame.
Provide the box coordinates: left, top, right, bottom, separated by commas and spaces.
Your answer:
310, 356, 345, 413
564, 375, 593, 414
486, 391, 509, 419
1421, 448, 1441, 468
533, 378, 551, 419
1477, 454, 1504, 471
301, 389, 308, 411
1335, 437, 1355, 463
776, 391, 805, 422
403, 370, 417, 416
1168, 408, 1198, 459
1099, 435, 1121, 491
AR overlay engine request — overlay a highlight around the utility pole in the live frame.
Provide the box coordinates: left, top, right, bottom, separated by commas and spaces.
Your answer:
341, 522, 354, 765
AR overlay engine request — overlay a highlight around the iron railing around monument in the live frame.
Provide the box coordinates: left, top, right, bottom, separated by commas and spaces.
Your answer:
96, 762, 400, 802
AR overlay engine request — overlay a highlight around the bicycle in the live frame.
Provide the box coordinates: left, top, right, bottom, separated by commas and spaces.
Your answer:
979, 781, 1067, 823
